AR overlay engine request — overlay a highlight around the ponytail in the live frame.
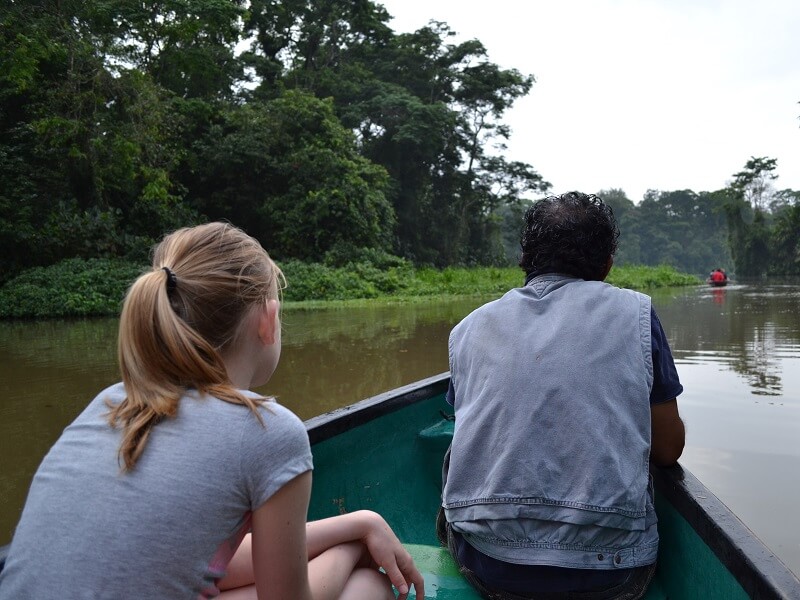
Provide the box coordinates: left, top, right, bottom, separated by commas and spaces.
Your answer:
108, 223, 281, 471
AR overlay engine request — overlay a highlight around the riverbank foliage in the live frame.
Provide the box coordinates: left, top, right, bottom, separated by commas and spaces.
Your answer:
0, 259, 143, 318
0, 258, 699, 319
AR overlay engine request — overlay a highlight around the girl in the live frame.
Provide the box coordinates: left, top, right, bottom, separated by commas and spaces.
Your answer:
0, 222, 424, 599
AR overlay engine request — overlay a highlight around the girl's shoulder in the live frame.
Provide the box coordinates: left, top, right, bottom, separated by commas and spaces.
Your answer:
240, 399, 310, 449
178, 391, 309, 451
235, 399, 314, 509
98, 382, 127, 404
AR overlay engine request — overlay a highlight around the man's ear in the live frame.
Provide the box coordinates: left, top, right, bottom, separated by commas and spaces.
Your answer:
600, 256, 614, 281
257, 299, 279, 345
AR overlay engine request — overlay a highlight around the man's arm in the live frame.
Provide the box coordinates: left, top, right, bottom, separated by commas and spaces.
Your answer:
651, 399, 685, 466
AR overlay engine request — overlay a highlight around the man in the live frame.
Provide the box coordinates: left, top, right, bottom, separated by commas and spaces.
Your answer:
439, 192, 685, 599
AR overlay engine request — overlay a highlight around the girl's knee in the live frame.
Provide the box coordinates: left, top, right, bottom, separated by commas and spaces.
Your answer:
341, 567, 395, 600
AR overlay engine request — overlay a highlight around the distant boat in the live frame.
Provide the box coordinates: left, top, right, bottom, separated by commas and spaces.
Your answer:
708, 270, 729, 286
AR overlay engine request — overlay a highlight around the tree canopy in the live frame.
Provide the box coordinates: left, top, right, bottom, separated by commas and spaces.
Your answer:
721, 157, 800, 277
1, 2, 797, 284
598, 155, 800, 279
599, 188, 732, 276
0, 0, 548, 282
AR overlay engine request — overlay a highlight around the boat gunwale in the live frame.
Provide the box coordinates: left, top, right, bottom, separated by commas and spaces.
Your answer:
652, 464, 800, 599
305, 372, 451, 445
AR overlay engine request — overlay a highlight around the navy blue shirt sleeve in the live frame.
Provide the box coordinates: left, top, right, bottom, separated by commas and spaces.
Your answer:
650, 307, 683, 404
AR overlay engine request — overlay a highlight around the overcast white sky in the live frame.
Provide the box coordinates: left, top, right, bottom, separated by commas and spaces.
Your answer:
378, 0, 800, 202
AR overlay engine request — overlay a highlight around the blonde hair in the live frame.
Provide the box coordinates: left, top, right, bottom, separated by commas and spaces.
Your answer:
109, 222, 283, 471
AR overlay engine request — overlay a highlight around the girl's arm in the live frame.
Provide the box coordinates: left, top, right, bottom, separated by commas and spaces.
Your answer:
249, 470, 315, 600
225, 473, 424, 600
306, 510, 425, 599
220, 472, 380, 600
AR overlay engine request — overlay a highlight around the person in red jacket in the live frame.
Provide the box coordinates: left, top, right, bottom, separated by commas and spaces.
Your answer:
709, 268, 727, 283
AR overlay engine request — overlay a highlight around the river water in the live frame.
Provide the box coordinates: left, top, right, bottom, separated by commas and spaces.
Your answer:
1, 281, 798, 575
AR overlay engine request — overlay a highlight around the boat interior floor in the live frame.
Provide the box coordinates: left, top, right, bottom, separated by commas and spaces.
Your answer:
404, 543, 669, 599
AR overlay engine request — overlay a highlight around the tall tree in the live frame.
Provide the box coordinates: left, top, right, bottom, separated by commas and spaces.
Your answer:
770, 193, 800, 275
353, 23, 549, 264
598, 189, 640, 265
244, 9, 549, 265
0, 0, 199, 280
187, 90, 395, 261
92, 0, 246, 99
730, 156, 777, 213
722, 157, 779, 277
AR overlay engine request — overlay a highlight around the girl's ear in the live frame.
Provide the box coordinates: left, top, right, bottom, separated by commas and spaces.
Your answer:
257, 299, 279, 345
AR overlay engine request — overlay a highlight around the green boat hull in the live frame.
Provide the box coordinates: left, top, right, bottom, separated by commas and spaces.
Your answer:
306, 374, 800, 600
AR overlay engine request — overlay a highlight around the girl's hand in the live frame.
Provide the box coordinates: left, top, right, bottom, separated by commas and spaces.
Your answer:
358, 511, 425, 599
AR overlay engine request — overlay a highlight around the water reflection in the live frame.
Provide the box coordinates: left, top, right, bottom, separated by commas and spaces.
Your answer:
655, 282, 800, 397
264, 299, 487, 419
652, 280, 800, 574
1, 283, 799, 575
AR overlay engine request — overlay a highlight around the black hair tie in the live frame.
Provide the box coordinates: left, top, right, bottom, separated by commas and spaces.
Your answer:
161, 267, 178, 293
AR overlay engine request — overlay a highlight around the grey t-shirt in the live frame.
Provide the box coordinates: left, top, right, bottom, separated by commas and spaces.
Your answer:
0, 383, 313, 599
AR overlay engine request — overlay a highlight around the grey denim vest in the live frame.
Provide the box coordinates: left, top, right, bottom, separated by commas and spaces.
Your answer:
444, 275, 658, 569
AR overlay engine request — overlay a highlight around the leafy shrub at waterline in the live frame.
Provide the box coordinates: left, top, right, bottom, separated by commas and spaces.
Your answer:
407, 267, 522, 297
279, 260, 413, 301
0, 257, 418, 317
607, 265, 700, 289
280, 263, 700, 304
0, 258, 143, 318
0, 259, 700, 319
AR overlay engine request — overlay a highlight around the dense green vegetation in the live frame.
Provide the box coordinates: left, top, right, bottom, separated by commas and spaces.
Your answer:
0, 0, 548, 283
1, 2, 798, 316
0, 259, 142, 318
0, 259, 698, 319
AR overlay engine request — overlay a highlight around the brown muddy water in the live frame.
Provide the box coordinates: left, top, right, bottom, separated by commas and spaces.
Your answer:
1, 282, 799, 575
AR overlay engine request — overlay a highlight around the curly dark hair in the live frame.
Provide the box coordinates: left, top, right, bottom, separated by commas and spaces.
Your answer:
519, 191, 619, 281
